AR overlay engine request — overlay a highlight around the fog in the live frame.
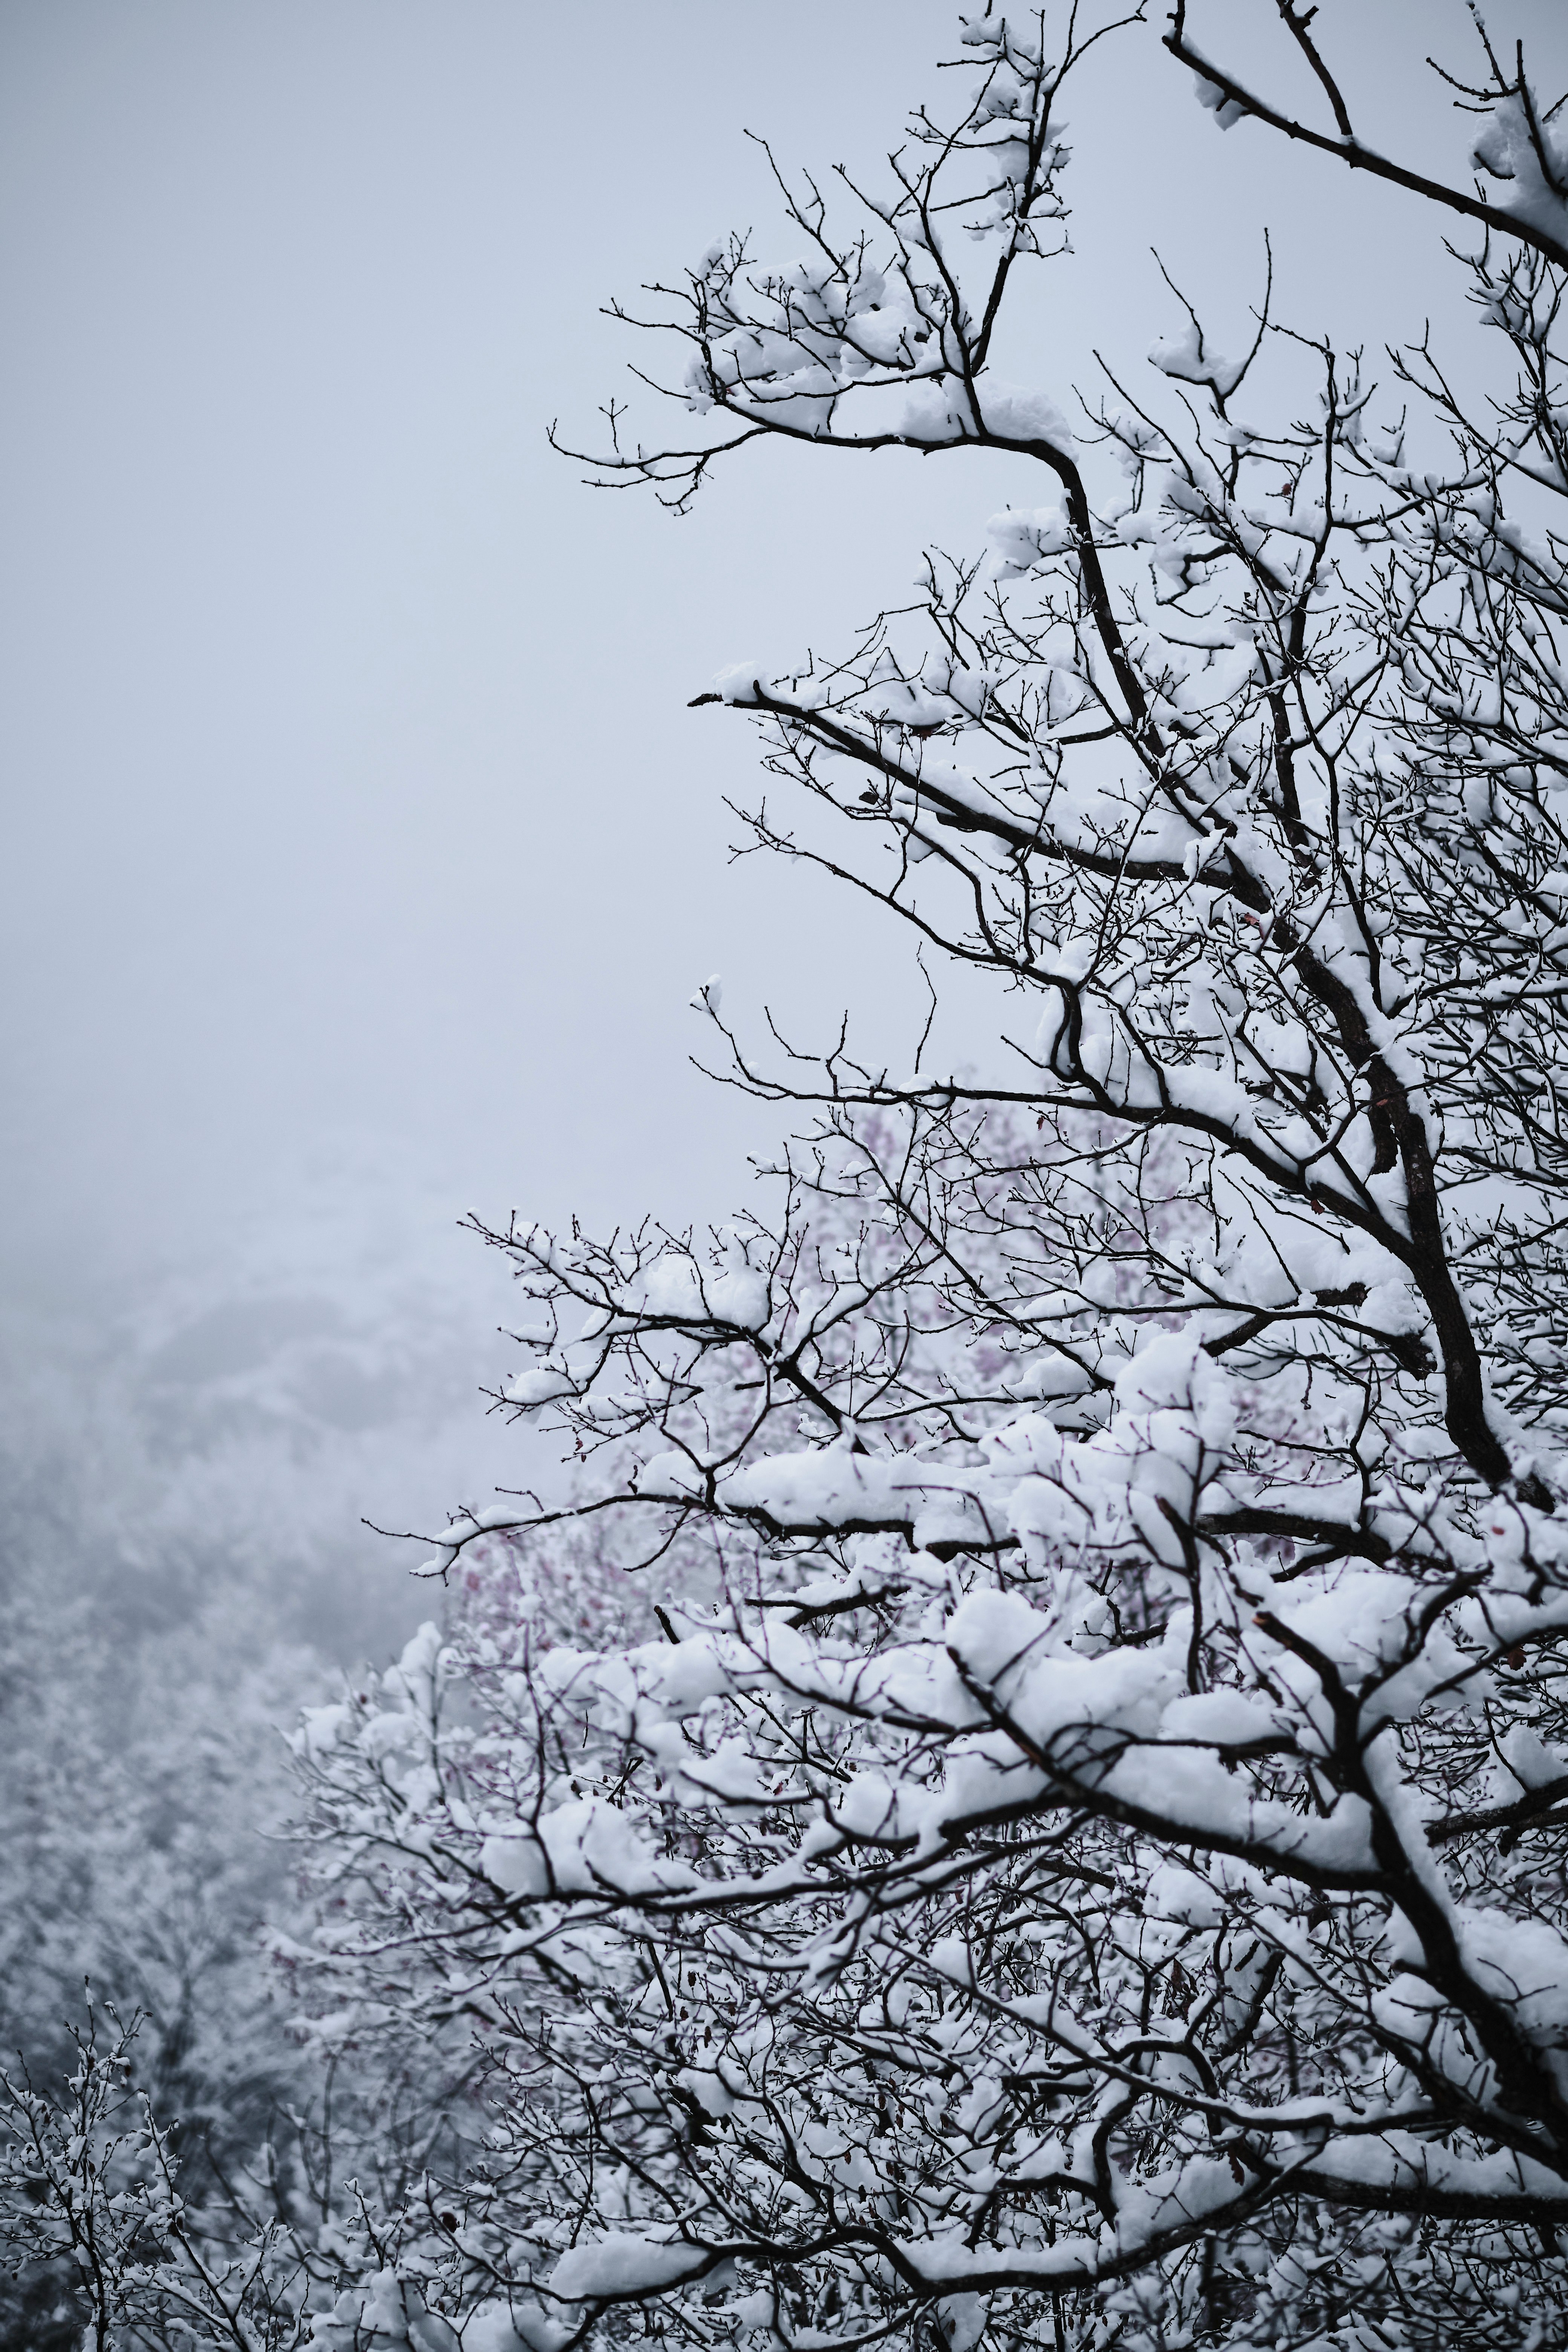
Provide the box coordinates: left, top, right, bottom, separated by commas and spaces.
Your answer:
2, 0, 1562, 1649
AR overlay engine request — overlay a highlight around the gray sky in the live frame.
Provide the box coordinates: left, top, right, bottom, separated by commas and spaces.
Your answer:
2, 0, 1562, 1617
1, 0, 954, 1289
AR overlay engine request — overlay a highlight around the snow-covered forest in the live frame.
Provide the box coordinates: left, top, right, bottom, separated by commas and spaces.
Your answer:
8, 2, 1568, 2346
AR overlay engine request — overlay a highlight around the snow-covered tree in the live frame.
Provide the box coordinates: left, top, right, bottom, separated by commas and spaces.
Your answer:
0, 1589, 486, 2351
17, 5, 1568, 2346
283, 8, 1568, 2344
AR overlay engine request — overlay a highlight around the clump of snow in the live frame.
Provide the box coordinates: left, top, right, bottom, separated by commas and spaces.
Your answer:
1473, 93, 1568, 252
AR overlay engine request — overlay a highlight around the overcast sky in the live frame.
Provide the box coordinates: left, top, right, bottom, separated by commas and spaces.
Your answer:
2, 0, 1563, 1614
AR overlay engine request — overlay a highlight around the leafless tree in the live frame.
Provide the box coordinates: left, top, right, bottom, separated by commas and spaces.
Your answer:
15, 7, 1568, 2346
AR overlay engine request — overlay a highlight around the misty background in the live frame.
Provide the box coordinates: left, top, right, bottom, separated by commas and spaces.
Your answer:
2, 0, 1562, 1713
